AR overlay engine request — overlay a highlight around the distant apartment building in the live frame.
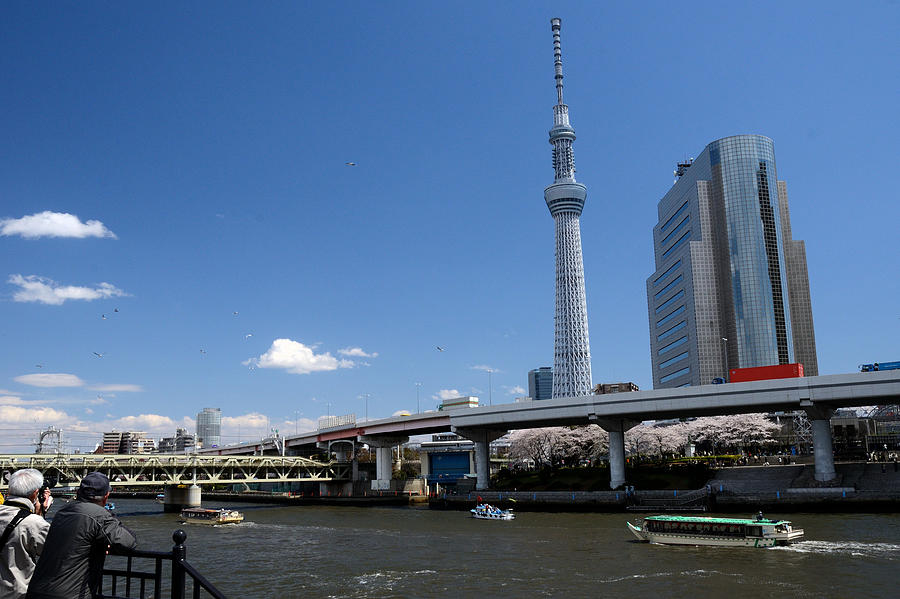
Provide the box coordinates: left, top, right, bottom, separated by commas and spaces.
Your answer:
196, 407, 222, 448
646, 135, 818, 388
528, 367, 553, 401
593, 382, 639, 395
101, 431, 156, 454
437, 396, 479, 411
157, 428, 196, 453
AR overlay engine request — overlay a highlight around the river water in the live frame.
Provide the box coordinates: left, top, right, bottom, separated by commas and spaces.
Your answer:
98, 499, 897, 598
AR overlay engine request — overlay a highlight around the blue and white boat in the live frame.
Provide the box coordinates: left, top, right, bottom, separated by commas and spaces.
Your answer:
471, 504, 515, 521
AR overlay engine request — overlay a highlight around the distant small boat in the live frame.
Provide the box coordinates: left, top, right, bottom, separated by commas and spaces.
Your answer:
180, 507, 244, 525
471, 504, 514, 521
155, 493, 165, 504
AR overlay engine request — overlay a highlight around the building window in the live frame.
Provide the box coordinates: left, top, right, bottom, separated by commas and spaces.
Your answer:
657, 321, 686, 341
655, 290, 685, 314
654, 274, 684, 300
662, 231, 691, 259
658, 335, 688, 355
661, 201, 689, 232
661, 215, 691, 246
653, 259, 682, 287
659, 352, 689, 369
656, 305, 686, 327
660, 367, 690, 383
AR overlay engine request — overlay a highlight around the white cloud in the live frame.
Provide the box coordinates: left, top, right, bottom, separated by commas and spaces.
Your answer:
0, 405, 69, 423
223, 413, 268, 429
9, 274, 129, 305
14, 373, 85, 387
243, 339, 354, 374
0, 395, 25, 405
338, 347, 379, 358
111, 414, 176, 431
471, 365, 498, 372
0, 211, 117, 239
433, 389, 462, 401
505, 385, 526, 395
89, 384, 144, 393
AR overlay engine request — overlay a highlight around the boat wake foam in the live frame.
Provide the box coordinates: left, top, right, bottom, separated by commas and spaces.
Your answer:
770, 540, 900, 560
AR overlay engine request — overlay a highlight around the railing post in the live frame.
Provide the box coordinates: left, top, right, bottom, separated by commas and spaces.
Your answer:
171, 529, 187, 599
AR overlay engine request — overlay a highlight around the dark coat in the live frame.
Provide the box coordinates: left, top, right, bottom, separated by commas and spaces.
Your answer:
26, 499, 136, 599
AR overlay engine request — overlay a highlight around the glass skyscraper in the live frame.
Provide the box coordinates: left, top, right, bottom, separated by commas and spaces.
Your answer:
528, 367, 553, 401
646, 135, 818, 388
196, 407, 222, 448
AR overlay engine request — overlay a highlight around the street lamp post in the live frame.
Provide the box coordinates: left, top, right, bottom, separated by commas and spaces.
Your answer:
488, 369, 494, 406
415, 382, 422, 413
721, 337, 729, 382
363, 393, 369, 423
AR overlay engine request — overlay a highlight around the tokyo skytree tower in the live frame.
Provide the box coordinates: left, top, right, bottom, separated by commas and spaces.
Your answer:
544, 18, 592, 398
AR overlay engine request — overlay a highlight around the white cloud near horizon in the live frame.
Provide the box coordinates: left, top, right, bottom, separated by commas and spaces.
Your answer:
470, 364, 498, 372
0, 395, 25, 405
0, 405, 69, 423
506, 385, 526, 395
338, 347, 379, 358
244, 339, 354, 374
9, 274, 129, 305
433, 389, 462, 401
14, 373, 85, 387
89, 383, 144, 393
113, 414, 176, 430
0, 211, 117, 239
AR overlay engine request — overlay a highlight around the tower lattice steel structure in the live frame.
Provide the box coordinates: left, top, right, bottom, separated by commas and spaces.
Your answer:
544, 18, 592, 398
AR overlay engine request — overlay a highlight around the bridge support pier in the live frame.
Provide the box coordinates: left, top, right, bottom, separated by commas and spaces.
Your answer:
597, 419, 639, 490
805, 405, 836, 482
163, 484, 201, 513
357, 435, 408, 491
453, 428, 505, 491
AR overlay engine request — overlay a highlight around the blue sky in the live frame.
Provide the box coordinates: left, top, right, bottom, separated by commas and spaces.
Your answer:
2, 2, 897, 452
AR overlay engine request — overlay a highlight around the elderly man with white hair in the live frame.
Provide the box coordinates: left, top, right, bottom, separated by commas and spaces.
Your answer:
1, 469, 52, 598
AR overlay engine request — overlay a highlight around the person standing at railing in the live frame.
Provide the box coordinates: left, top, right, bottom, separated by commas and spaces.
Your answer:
1, 469, 53, 599
26, 472, 136, 599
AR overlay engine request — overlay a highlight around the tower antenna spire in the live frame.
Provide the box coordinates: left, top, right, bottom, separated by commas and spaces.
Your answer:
551, 17, 564, 105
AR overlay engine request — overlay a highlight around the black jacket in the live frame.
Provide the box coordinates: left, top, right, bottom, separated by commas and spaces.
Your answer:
26, 499, 136, 599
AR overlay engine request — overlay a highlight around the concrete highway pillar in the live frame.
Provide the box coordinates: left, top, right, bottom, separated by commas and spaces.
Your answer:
805, 405, 836, 482
452, 428, 505, 490
357, 435, 409, 492
597, 419, 639, 490
163, 484, 201, 513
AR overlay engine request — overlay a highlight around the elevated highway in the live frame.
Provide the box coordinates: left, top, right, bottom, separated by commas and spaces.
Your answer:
207, 371, 900, 489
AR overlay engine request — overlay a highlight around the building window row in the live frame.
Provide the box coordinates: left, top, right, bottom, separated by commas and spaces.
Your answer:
656, 305, 686, 327
660, 201, 689, 232
660, 215, 691, 247
662, 231, 691, 259
653, 259, 682, 287
658, 335, 688, 355
659, 351, 689, 370
660, 366, 690, 383
657, 320, 686, 341
654, 274, 683, 300
655, 290, 685, 314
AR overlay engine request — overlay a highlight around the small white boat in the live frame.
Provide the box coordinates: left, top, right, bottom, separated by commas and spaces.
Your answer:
180, 507, 244, 525
627, 513, 803, 547
155, 493, 165, 504
471, 504, 515, 521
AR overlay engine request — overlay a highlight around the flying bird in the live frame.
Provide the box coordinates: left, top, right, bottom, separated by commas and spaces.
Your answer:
101, 314, 107, 320
93, 352, 104, 358
436, 346, 445, 352
232, 311, 239, 316
244, 334, 253, 339
345, 162, 357, 166
200, 349, 207, 356
35, 364, 43, 368
114, 308, 119, 313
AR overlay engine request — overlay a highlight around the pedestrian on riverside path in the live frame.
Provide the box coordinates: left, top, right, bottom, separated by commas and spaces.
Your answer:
26, 472, 136, 599
1, 469, 52, 599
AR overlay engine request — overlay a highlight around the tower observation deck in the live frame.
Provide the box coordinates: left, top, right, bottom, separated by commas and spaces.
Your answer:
544, 18, 592, 398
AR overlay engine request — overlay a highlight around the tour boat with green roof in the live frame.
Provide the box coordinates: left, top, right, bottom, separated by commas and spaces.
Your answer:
627, 514, 803, 547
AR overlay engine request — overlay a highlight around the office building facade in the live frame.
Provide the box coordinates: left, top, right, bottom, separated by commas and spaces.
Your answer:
646, 135, 818, 388
196, 407, 222, 448
528, 367, 554, 401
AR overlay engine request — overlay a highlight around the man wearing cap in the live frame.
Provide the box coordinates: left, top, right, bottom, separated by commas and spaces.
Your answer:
26, 472, 136, 599
1, 469, 52, 598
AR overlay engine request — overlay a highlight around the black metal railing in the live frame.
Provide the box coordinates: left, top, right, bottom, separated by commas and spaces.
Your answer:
98, 530, 227, 599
